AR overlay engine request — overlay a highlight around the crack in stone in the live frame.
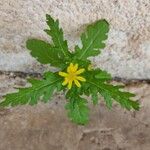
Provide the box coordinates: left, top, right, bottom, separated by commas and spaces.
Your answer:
113, 77, 150, 85
0, 71, 42, 78
0, 70, 150, 84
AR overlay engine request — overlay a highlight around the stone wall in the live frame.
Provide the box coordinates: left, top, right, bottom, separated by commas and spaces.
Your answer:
0, 0, 150, 150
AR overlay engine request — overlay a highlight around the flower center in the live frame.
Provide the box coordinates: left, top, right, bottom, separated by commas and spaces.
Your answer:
68, 72, 76, 81
59, 63, 86, 89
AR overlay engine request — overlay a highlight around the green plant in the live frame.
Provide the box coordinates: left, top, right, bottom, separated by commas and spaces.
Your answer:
0, 14, 140, 125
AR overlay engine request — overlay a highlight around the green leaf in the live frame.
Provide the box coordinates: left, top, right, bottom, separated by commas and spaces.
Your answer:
79, 69, 139, 110
71, 59, 91, 69
65, 88, 89, 125
91, 86, 99, 105
0, 72, 62, 107
100, 90, 112, 109
87, 78, 139, 110
94, 69, 112, 81
74, 20, 109, 60
26, 39, 66, 68
45, 14, 71, 59
78, 69, 111, 105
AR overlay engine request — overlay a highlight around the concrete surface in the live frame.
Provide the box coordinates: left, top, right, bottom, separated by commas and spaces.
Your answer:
0, 0, 150, 150
0, 0, 150, 79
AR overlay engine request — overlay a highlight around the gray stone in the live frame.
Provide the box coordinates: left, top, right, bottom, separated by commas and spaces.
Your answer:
0, 0, 150, 79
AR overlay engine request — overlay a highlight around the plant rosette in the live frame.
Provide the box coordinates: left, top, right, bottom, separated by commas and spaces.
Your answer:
0, 14, 140, 125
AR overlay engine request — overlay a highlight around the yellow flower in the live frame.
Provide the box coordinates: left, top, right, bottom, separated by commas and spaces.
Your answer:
59, 63, 86, 89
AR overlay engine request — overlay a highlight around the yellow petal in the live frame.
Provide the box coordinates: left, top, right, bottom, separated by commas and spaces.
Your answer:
74, 79, 81, 87
70, 63, 76, 72
76, 68, 85, 75
68, 81, 73, 89
76, 76, 86, 82
67, 63, 73, 73
73, 64, 78, 72
62, 78, 68, 86
59, 72, 68, 77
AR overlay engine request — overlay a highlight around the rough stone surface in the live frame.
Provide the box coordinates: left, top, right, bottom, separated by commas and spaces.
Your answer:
0, 74, 150, 150
0, 0, 150, 149
0, 0, 150, 79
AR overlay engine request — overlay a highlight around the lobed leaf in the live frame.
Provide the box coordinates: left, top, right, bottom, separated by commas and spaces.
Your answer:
65, 88, 89, 125
45, 14, 71, 59
87, 79, 140, 110
26, 39, 66, 68
73, 20, 109, 60
0, 72, 62, 107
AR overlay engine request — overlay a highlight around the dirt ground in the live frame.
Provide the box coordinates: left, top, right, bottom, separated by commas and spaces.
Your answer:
0, 73, 150, 150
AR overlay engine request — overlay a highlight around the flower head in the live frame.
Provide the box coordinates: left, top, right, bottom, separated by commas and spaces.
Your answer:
59, 63, 86, 89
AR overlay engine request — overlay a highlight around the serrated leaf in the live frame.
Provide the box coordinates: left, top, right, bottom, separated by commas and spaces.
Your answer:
91, 90, 99, 105
65, 89, 89, 125
87, 78, 139, 110
87, 86, 99, 105
26, 39, 66, 68
45, 14, 71, 59
99, 90, 112, 109
0, 72, 62, 107
74, 20, 109, 60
